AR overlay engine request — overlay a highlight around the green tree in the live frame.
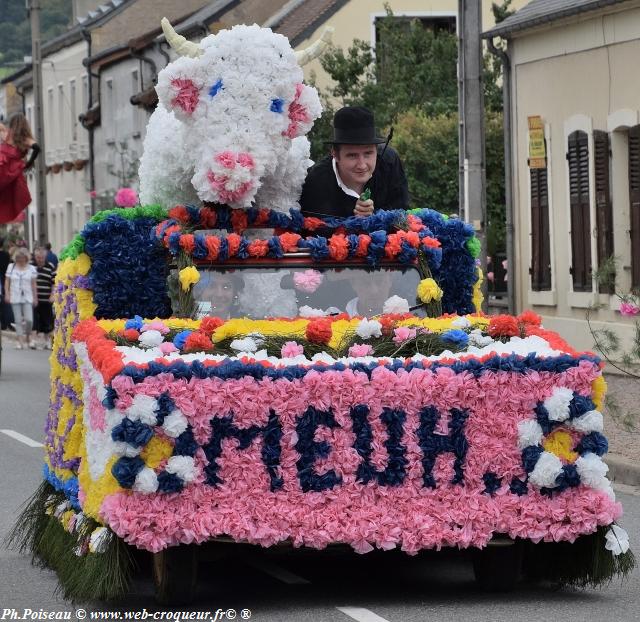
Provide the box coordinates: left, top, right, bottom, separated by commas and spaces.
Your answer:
0, 0, 72, 67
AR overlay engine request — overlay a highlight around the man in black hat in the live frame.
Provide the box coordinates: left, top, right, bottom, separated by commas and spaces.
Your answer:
299, 106, 409, 219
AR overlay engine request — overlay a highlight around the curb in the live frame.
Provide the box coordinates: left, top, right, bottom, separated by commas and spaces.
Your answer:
604, 453, 640, 488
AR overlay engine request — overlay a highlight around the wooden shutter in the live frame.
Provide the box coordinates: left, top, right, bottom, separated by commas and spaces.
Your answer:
630, 126, 640, 288
593, 130, 614, 293
530, 167, 551, 290
567, 130, 592, 292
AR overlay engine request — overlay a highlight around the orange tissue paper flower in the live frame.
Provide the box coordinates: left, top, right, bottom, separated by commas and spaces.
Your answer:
487, 314, 520, 338
205, 236, 221, 260
168, 205, 190, 223
303, 217, 325, 231
517, 310, 542, 327
179, 234, 195, 254
280, 232, 301, 253
123, 328, 140, 341
231, 210, 248, 234
226, 233, 242, 257
305, 318, 333, 344
248, 239, 269, 257
328, 234, 349, 260
184, 331, 215, 352
200, 316, 225, 335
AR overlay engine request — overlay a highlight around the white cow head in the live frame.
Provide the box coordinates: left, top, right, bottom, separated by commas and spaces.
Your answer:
154, 20, 325, 208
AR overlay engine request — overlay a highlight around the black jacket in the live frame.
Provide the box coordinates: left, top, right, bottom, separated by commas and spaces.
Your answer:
299, 146, 409, 219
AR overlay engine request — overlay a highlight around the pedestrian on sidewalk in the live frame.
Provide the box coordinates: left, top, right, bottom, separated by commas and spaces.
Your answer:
32, 247, 55, 349
0, 236, 12, 329
4, 247, 37, 349
0, 113, 40, 224
44, 242, 58, 269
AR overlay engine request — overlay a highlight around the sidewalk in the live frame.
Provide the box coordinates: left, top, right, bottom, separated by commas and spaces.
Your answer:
3, 328, 639, 487
602, 372, 640, 488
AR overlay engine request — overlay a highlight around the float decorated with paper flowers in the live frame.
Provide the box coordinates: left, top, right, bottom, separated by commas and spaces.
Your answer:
10, 17, 634, 604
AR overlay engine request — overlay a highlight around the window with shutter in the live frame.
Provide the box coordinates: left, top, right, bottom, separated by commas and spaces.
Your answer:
629, 126, 640, 288
567, 130, 592, 292
593, 130, 614, 293
530, 166, 551, 290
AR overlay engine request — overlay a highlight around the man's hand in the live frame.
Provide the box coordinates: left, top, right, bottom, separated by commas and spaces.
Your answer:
354, 198, 374, 217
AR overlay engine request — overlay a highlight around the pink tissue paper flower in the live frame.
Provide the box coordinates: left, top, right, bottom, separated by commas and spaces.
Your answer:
348, 343, 374, 357
115, 187, 138, 208
393, 327, 417, 344
281, 341, 304, 358
293, 269, 323, 293
159, 342, 178, 355
620, 302, 640, 317
141, 320, 170, 334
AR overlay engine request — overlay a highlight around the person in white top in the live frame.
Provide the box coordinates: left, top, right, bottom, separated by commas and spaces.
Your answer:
4, 246, 38, 349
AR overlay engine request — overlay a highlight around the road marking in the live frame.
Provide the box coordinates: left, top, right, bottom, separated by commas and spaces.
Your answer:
0, 429, 44, 448
336, 607, 391, 622
246, 558, 311, 584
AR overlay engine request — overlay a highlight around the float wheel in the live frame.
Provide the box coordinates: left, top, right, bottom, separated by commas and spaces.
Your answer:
472, 538, 523, 592
153, 545, 198, 604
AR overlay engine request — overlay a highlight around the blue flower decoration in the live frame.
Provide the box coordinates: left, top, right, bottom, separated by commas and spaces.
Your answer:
173, 330, 193, 350
125, 315, 144, 330
441, 329, 469, 348
209, 79, 223, 98
270, 98, 285, 113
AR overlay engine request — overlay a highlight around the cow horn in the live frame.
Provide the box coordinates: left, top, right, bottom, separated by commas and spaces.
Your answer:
295, 26, 334, 66
161, 17, 203, 58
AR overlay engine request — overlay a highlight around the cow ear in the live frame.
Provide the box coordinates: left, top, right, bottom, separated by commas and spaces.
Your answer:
156, 57, 204, 121
283, 83, 322, 139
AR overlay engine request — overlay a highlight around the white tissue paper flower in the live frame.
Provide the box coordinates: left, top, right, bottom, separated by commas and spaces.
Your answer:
604, 524, 630, 556
298, 305, 328, 318
230, 337, 259, 352
569, 410, 604, 434
138, 329, 164, 348
517, 419, 544, 449
528, 451, 563, 488
451, 316, 472, 329
544, 387, 574, 421
126, 394, 158, 426
165, 456, 197, 483
88, 527, 111, 554
382, 295, 410, 315
468, 329, 494, 348
133, 467, 159, 494
162, 409, 189, 438
575, 452, 613, 499
356, 318, 383, 339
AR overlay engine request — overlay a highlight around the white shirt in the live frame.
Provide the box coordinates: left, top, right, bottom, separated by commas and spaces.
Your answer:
6, 263, 37, 303
332, 158, 360, 199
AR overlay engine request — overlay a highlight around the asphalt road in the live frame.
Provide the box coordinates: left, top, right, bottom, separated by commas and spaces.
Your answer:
1, 343, 639, 621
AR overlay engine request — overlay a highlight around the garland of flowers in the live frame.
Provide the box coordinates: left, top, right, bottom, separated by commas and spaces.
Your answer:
155, 212, 443, 268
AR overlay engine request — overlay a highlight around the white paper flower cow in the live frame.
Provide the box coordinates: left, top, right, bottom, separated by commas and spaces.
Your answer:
139, 18, 330, 212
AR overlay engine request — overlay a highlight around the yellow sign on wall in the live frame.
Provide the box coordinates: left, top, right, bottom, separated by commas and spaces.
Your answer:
528, 115, 546, 169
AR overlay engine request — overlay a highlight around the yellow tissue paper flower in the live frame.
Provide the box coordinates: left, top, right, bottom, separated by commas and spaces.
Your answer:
179, 266, 200, 291
592, 375, 607, 411
472, 267, 484, 313
417, 278, 443, 304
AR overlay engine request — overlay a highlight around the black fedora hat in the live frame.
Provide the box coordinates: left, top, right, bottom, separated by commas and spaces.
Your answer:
324, 106, 387, 145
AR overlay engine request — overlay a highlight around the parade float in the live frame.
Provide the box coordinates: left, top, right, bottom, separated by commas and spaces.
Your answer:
11, 19, 634, 604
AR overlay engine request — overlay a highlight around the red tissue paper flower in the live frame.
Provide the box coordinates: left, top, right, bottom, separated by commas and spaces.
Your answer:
200, 316, 225, 336
184, 331, 215, 352
168, 205, 190, 223
487, 314, 520, 338
305, 318, 333, 344
122, 328, 140, 341
517, 310, 542, 327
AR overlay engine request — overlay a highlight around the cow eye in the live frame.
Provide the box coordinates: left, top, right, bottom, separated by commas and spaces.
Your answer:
209, 79, 224, 98
270, 98, 284, 113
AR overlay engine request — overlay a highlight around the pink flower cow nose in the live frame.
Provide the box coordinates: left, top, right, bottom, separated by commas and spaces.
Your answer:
207, 151, 256, 203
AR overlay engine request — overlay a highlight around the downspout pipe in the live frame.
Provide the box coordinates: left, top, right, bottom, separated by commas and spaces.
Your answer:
129, 47, 157, 90
81, 28, 96, 214
487, 36, 516, 315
